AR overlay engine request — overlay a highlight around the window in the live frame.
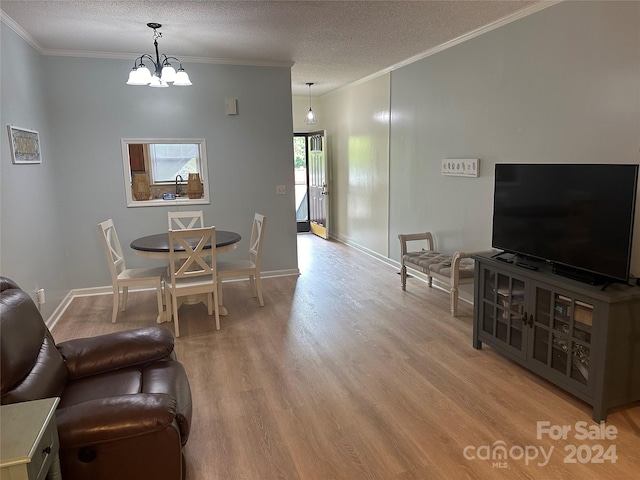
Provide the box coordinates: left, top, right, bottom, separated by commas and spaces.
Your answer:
149, 143, 201, 184
121, 138, 210, 207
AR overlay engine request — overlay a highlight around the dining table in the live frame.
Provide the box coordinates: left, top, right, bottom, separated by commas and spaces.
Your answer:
130, 230, 242, 320
130, 230, 241, 258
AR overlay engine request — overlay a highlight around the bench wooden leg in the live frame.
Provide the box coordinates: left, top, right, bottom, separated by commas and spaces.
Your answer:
400, 264, 407, 291
450, 286, 459, 316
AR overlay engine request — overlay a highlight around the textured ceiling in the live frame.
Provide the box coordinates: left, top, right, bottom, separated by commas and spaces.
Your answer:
1, 1, 545, 96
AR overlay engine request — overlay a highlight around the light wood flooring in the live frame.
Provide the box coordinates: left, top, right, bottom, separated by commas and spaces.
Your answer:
52, 234, 640, 479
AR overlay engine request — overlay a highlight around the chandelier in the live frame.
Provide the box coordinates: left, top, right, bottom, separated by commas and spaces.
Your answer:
126, 23, 192, 87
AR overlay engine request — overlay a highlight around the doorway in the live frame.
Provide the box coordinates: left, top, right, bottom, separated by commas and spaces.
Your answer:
293, 131, 328, 237
293, 134, 310, 232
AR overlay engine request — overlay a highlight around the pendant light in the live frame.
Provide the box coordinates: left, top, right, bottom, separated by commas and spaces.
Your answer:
305, 82, 317, 125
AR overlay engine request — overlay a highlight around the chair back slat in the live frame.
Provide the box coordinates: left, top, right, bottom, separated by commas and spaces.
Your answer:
248, 213, 266, 267
98, 219, 126, 279
168, 227, 217, 282
168, 211, 204, 230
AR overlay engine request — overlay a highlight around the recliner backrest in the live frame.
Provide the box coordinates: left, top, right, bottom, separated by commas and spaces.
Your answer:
0, 278, 67, 404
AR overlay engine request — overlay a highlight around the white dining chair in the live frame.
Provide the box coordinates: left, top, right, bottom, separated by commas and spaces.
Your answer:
164, 226, 220, 336
97, 219, 166, 323
168, 210, 204, 230
217, 213, 266, 306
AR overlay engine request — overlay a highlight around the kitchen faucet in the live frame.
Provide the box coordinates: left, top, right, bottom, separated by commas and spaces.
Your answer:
175, 175, 183, 196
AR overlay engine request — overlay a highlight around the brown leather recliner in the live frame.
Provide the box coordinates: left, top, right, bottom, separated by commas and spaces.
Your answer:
0, 277, 192, 480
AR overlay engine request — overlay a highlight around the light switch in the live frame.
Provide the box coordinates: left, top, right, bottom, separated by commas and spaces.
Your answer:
276, 185, 286, 195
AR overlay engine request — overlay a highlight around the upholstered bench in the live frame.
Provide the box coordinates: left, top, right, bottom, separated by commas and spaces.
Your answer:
399, 232, 491, 316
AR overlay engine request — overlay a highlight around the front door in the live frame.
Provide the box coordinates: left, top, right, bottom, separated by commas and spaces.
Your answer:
308, 131, 329, 239
293, 135, 310, 232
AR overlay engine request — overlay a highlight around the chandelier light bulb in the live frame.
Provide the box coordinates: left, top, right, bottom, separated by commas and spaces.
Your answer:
149, 75, 169, 88
135, 65, 152, 84
305, 108, 317, 125
161, 65, 177, 83
173, 68, 193, 86
305, 82, 318, 125
126, 68, 143, 85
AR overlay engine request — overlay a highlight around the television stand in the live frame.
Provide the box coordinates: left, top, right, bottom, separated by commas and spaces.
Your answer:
472, 252, 640, 422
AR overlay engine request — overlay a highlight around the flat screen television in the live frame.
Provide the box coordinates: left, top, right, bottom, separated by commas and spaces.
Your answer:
492, 163, 638, 284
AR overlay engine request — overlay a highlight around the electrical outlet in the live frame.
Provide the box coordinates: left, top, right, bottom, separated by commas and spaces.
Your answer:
276, 185, 286, 195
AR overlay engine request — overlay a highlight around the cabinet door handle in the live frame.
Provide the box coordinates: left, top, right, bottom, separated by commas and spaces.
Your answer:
522, 312, 528, 324
528, 314, 534, 327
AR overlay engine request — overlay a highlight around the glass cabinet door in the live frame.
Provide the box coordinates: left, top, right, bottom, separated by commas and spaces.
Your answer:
479, 267, 527, 358
569, 300, 592, 386
530, 286, 593, 392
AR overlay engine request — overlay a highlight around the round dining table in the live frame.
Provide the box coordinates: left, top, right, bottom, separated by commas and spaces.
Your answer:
130, 230, 242, 319
130, 230, 241, 259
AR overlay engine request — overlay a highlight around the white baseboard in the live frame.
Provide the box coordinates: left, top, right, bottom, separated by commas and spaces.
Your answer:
45, 268, 300, 330
329, 233, 398, 269
45, 290, 75, 330
330, 234, 474, 307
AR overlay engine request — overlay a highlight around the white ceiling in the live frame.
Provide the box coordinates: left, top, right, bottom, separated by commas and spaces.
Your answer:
1, 1, 547, 96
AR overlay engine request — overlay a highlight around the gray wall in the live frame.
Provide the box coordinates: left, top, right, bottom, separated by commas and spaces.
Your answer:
389, 0, 640, 277
1, 24, 298, 318
309, 1, 639, 280
1, 25, 70, 316
322, 74, 391, 257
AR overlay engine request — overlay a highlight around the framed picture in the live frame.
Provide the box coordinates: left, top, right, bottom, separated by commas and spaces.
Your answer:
7, 125, 42, 164
442, 158, 479, 177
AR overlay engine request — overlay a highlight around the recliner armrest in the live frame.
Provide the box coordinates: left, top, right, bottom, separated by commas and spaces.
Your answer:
56, 393, 178, 448
57, 327, 175, 378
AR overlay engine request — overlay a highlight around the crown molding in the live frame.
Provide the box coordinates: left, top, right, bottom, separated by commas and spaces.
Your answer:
3, 1, 561, 90
344, 0, 563, 92
1, 11, 44, 54
1, 11, 293, 68
40, 49, 294, 68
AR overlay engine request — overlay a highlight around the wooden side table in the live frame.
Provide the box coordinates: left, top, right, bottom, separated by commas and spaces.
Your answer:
1, 397, 62, 480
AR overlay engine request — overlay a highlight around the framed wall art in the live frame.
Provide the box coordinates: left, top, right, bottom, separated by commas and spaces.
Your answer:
442, 158, 479, 177
7, 125, 42, 164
